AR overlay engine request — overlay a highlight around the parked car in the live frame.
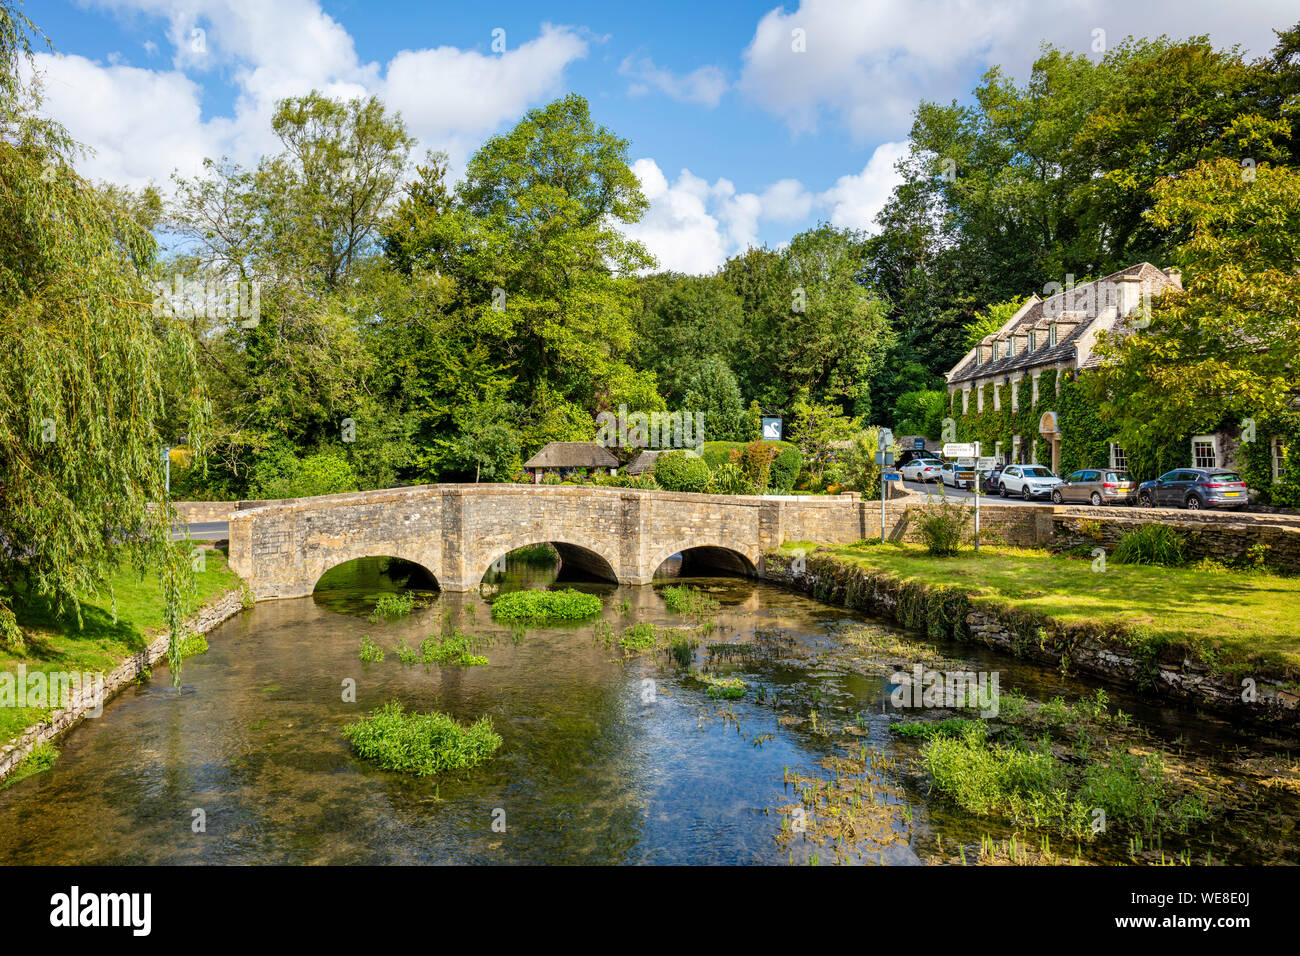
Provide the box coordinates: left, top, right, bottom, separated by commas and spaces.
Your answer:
1051, 468, 1137, 506
981, 463, 1006, 495
997, 464, 1063, 499
1137, 469, 1250, 510
900, 457, 943, 482
939, 459, 977, 490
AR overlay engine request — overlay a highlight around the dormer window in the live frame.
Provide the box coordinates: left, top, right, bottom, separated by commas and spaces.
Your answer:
1028, 330, 1037, 350
1048, 324, 1057, 347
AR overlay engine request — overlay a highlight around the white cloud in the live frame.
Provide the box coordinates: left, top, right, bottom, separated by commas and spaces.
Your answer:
740, 0, 1298, 140
819, 140, 909, 229
32, 1, 589, 187
625, 141, 906, 274
624, 159, 731, 273
619, 56, 727, 107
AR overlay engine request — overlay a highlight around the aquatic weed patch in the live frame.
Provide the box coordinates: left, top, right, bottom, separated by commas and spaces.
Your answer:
342, 701, 501, 777
697, 673, 748, 699
369, 591, 417, 622
358, 634, 385, 663
420, 629, 488, 667
490, 588, 602, 624
660, 585, 720, 620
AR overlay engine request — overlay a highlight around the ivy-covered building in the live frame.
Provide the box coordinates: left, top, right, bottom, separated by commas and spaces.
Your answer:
942, 263, 1292, 499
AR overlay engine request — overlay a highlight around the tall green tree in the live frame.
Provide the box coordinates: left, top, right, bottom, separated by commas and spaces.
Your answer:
1090, 157, 1300, 449
0, 1, 206, 669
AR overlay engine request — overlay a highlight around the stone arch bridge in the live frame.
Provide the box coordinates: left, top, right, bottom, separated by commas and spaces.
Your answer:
225, 484, 871, 599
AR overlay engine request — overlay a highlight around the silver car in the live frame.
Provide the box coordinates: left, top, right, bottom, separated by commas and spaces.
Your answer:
1051, 468, 1137, 506
997, 464, 1063, 500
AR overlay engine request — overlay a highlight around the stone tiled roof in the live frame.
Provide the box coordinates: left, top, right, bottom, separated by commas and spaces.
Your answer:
946, 263, 1177, 386
623, 450, 663, 475
524, 441, 619, 469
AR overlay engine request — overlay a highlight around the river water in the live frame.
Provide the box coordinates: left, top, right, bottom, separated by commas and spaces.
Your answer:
0, 555, 1295, 865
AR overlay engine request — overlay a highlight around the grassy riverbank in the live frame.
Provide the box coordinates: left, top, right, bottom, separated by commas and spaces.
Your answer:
777, 541, 1300, 678
0, 546, 241, 745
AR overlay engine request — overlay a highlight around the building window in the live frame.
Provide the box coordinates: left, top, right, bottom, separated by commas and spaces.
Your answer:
962, 389, 969, 414
1274, 436, 1287, 482
1192, 435, 1219, 470
1031, 374, 1039, 407
1048, 324, 1057, 347
992, 383, 1001, 411
1109, 443, 1128, 470
1012, 435, 1021, 463
1028, 330, 1036, 350
994, 440, 1003, 462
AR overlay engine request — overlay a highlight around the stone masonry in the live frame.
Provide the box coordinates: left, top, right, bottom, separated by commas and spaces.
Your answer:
224, 484, 1300, 599
227, 485, 872, 598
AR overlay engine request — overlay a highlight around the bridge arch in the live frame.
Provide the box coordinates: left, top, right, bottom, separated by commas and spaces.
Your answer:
475, 536, 620, 585
648, 542, 760, 580
310, 552, 440, 593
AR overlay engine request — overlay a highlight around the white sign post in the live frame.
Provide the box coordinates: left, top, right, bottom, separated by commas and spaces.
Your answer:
879, 429, 893, 542
972, 442, 981, 551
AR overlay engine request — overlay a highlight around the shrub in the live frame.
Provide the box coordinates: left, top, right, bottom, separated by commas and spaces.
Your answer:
729, 440, 778, 491
912, 501, 971, 556
490, 588, 603, 623
654, 450, 713, 493
254, 449, 358, 499
701, 441, 802, 493
710, 461, 754, 495
342, 702, 501, 777
1112, 525, 1188, 567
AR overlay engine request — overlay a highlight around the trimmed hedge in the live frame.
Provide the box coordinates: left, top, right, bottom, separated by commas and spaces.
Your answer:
654, 450, 714, 493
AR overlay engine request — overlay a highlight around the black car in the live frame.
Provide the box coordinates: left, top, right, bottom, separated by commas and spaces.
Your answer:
981, 464, 1005, 495
1137, 468, 1250, 510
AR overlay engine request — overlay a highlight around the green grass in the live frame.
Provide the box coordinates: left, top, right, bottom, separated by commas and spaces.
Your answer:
490, 588, 602, 624
0, 547, 240, 745
342, 701, 502, 777
781, 540, 1300, 675
0, 743, 59, 790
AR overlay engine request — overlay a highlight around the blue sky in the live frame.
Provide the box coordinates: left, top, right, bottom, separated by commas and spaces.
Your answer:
25, 0, 1297, 272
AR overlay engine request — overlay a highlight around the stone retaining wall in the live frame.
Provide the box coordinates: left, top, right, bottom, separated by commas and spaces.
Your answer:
0, 589, 247, 785
762, 551, 1300, 731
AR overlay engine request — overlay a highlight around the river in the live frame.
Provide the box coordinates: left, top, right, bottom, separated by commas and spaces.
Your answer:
0, 554, 1295, 865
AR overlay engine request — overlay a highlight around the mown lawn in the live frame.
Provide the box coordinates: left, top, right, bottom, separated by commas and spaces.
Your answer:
780, 541, 1300, 674
1, 547, 241, 744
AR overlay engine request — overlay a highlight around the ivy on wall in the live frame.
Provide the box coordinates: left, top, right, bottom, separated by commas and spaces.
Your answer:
953, 368, 1058, 467
950, 366, 1197, 481
1239, 410, 1300, 506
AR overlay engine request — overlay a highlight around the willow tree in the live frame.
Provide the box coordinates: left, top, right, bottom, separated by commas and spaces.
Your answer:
0, 2, 207, 676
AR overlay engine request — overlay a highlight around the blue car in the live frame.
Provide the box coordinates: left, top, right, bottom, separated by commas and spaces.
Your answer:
1137, 468, 1249, 510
